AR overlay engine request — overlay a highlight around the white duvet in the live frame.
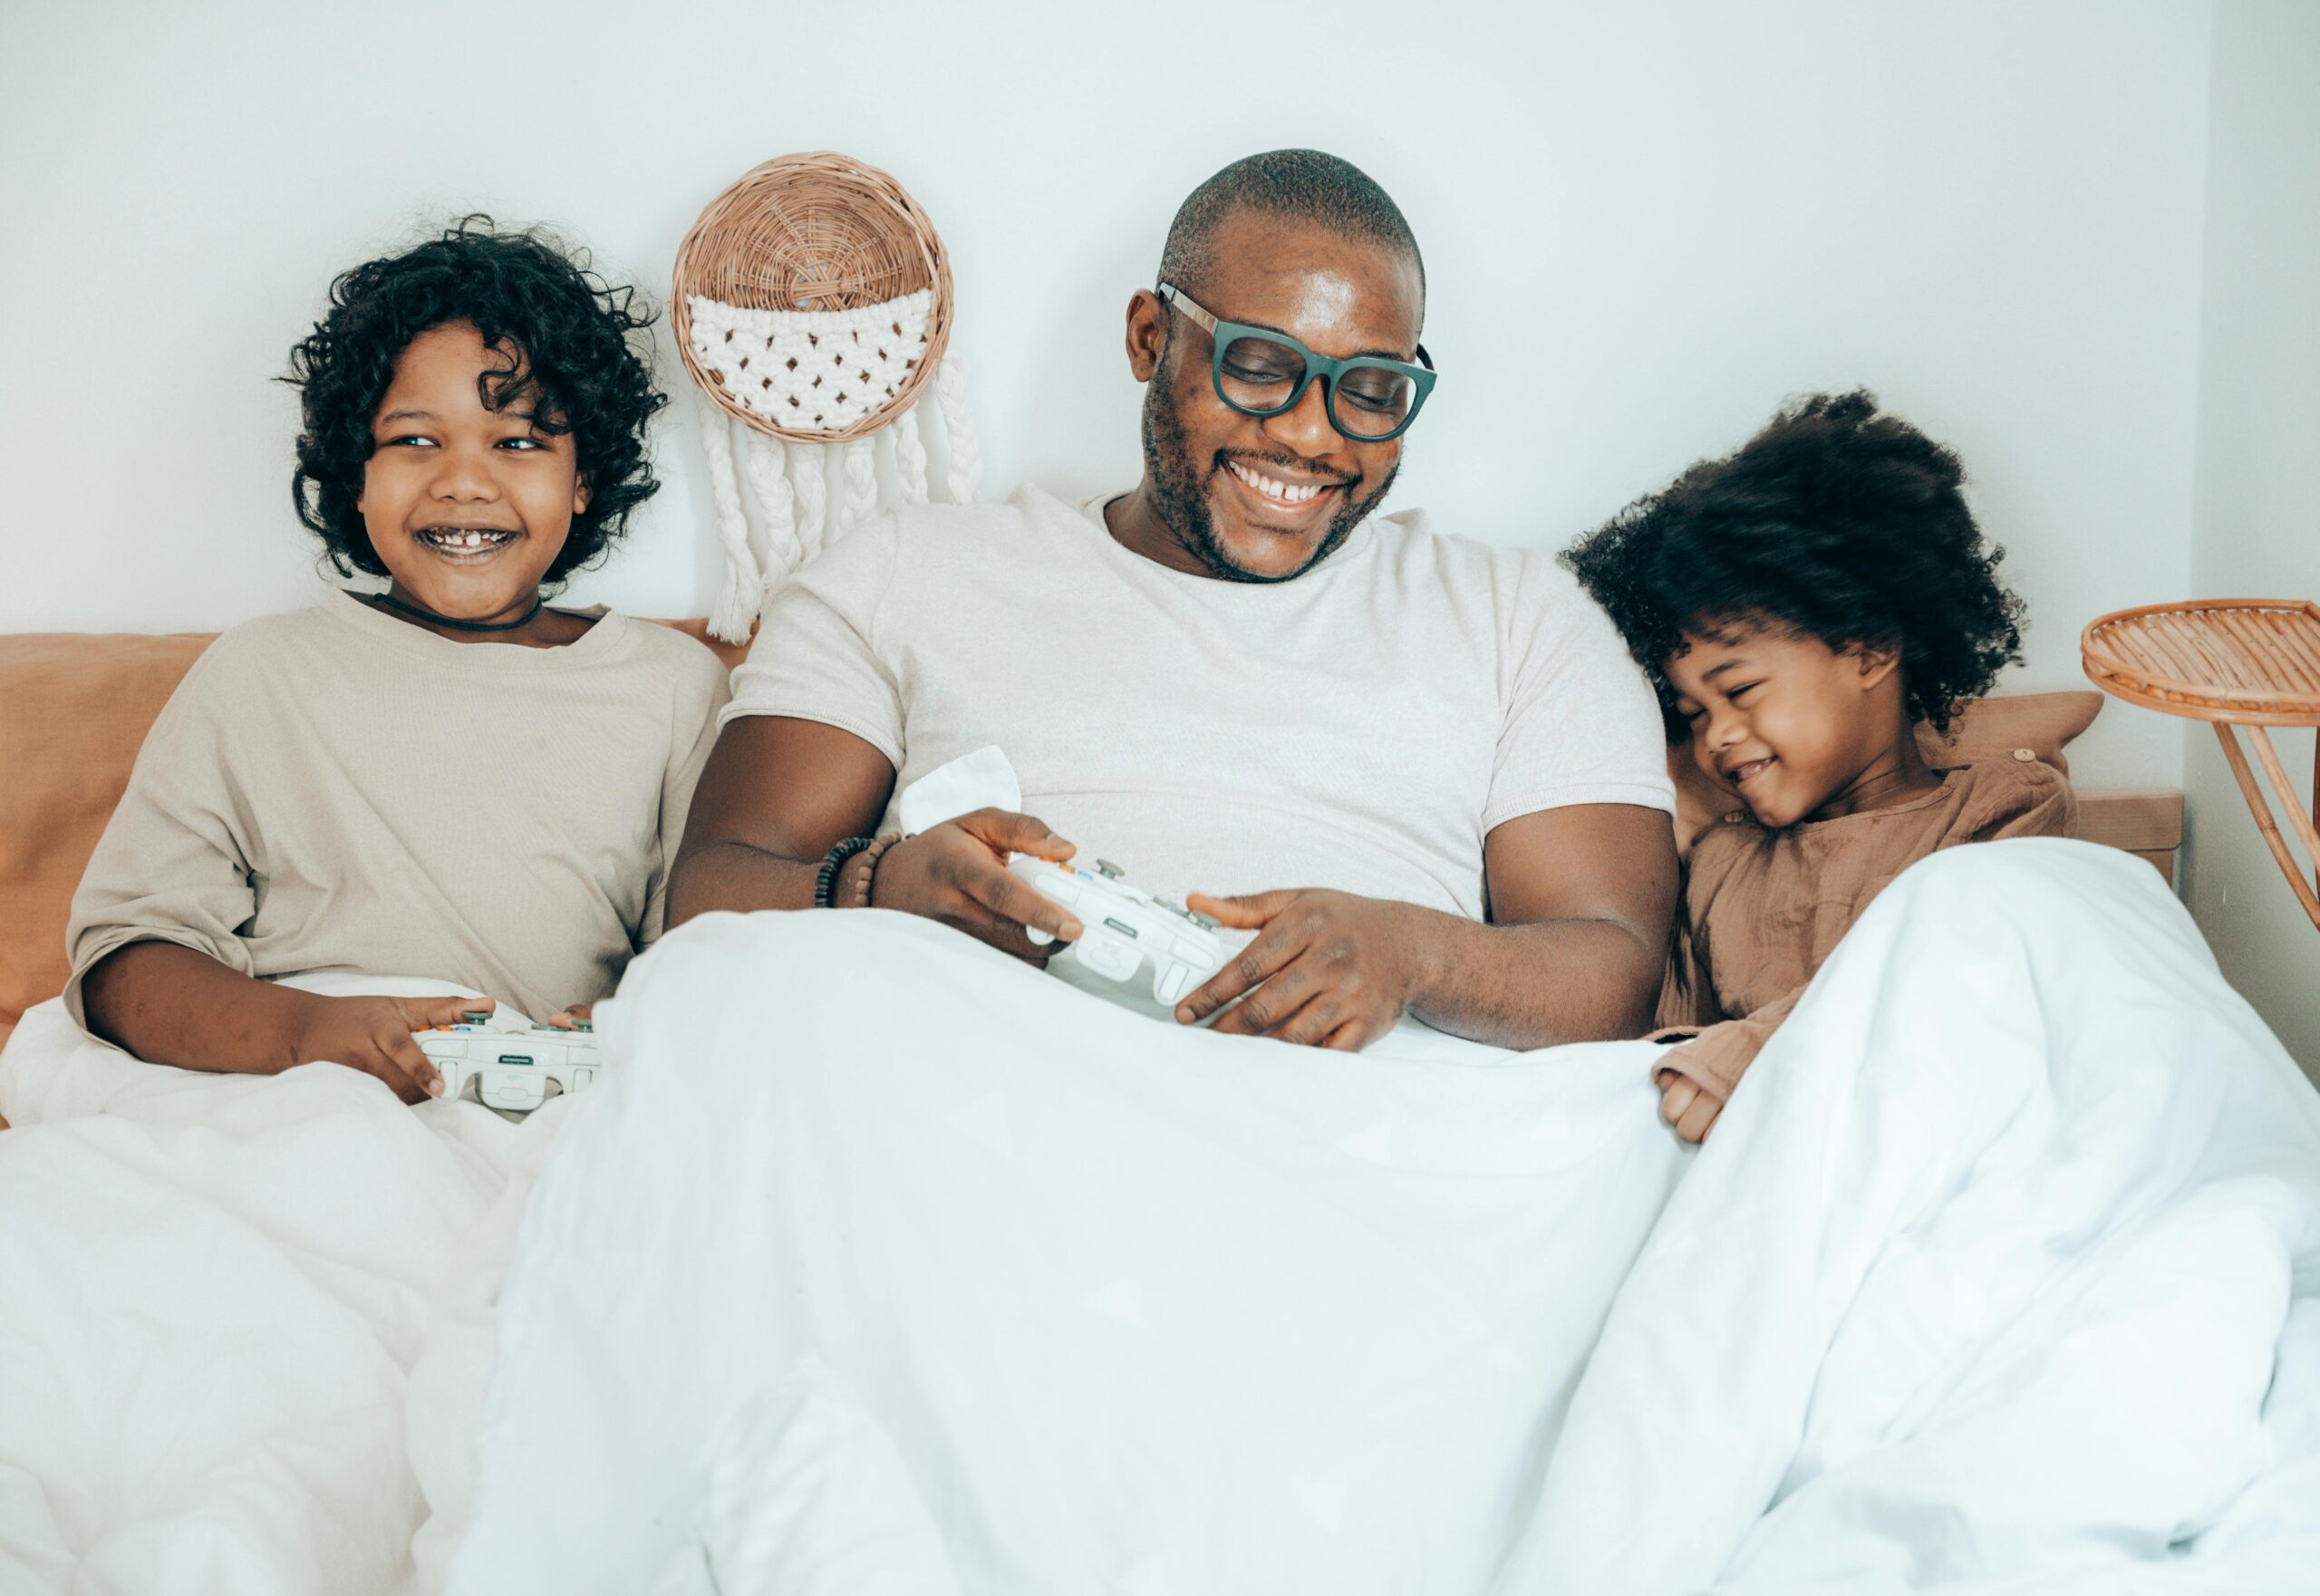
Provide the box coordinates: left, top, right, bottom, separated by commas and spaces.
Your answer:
450, 839, 2320, 1595
4, 841, 2316, 1594
0, 976, 561, 1596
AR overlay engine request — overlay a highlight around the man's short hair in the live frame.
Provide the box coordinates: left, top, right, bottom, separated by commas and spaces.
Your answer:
1156, 149, 1425, 303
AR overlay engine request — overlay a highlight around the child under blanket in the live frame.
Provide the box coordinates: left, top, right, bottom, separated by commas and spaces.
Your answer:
66, 218, 728, 1104
1565, 390, 2074, 1141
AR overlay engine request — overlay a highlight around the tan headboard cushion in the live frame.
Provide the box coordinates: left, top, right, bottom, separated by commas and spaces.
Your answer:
0, 617, 741, 1050
0, 632, 217, 1053
1669, 689, 2105, 851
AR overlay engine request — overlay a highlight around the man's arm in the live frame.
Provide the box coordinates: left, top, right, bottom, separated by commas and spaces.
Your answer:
664, 717, 896, 925
664, 716, 1087, 958
1180, 803, 1677, 1051
1407, 801, 1677, 1046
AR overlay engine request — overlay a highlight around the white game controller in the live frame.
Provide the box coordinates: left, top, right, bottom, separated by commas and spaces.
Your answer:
1006, 854, 1231, 1008
416, 1015, 602, 1114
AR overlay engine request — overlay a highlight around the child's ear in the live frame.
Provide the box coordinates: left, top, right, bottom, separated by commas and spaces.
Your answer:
572, 478, 592, 517
1852, 642, 1904, 693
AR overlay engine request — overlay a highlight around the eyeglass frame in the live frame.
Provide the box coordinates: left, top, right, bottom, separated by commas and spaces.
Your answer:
1155, 281, 1437, 443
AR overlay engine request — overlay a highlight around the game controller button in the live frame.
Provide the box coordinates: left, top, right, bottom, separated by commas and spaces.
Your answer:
571, 1068, 595, 1091
1189, 912, 1221, 931
459, 1011, 493, 1025
1025, 926, 1055, 946
1095, 859, 1125, 879
1155, 964, 1196, 1004
1171, 935, 1213, 962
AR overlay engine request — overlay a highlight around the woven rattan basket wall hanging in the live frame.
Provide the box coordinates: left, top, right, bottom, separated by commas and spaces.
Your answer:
674, 151, 981, 641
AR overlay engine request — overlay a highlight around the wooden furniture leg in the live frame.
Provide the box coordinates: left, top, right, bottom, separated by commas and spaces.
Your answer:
2213, 721, 2320, 931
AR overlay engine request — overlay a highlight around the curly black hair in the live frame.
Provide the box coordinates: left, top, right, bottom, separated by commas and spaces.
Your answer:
284, 217, 666, 582
1561, 390, 2025, 737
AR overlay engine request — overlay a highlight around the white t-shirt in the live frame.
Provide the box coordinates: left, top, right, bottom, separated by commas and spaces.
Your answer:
725, 486, 1673, 919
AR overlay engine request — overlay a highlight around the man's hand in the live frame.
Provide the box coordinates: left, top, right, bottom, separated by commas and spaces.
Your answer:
870, 808, 1086, 963
545, 1002, 594, 1030
289, 993, 498, 1105
1656, 1064, 1725, 1143
1175, 888, 1425, 1049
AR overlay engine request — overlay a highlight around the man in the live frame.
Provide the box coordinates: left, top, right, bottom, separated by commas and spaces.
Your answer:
669, 150, 1677, 1049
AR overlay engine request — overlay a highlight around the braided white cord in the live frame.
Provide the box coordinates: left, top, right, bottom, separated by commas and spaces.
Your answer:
840, 435, 880, 535
697, 393, 762, 644
793, 440, 829, 562
891, 403, 931, 503
934, 354, 981, 503
741, 433, 800, 602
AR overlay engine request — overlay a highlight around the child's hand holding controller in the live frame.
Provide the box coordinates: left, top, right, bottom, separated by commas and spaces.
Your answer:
289, 992, 497, 1105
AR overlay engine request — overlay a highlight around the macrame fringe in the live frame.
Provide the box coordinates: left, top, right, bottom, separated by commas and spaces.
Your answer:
891, 406, 931, 503
741, 433, 797, 611
699, 392, 763, 644
694, 359, 981, 643
840, 437, 879, 535
935, 354, 981, 503
793, 441, 829, 564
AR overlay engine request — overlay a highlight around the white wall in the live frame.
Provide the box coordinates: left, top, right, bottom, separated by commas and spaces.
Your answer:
0, 0, 2213, 792
2182, 0, 2320, 1077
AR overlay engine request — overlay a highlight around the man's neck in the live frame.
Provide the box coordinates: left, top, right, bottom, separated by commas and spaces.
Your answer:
1102, 481, 1213, 577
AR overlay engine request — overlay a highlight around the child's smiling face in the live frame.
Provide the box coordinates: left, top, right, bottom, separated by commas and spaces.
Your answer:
358, 322, 588, 624
1666, 622, 1921, 828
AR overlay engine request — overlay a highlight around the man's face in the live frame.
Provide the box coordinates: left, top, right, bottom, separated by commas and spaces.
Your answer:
1132, 211, 1425, 583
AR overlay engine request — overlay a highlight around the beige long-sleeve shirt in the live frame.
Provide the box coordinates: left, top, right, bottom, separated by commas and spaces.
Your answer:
65, 591, 730, 1030
1654, 757, 2076, 1098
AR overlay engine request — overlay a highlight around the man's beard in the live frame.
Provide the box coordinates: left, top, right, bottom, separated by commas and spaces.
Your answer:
1140, 380, 1397, 584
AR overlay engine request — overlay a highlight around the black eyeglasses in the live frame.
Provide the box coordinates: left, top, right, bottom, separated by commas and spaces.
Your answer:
1157, 282, 1436, 442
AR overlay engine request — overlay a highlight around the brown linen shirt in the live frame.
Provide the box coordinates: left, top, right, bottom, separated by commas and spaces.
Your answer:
1653, 756, 2077, 1098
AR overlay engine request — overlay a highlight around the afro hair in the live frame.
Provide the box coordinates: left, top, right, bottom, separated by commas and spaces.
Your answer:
1562, 390, 2025, 737
285, 216, 665, 583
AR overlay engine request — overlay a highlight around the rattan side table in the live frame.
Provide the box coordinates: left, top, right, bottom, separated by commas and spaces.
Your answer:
2082, 598, 2320, 930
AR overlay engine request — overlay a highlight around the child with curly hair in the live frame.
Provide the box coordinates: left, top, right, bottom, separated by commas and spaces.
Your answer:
1564, 391, 2074, 1142
68, 218, 728, 1104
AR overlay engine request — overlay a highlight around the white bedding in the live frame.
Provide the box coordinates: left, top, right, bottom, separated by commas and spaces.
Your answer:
0, 976, 562, 1596
452, 840, 2320, 1595
5, 841, 2315, 1594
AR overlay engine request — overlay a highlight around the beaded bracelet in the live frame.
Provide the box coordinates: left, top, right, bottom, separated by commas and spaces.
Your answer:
812, 836, 877, 907
844, 832, 905, 908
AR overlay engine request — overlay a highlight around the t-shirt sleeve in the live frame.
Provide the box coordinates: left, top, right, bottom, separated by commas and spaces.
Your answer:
1484, 558, 1677, 832
720, 516, 906, 766
639, 645, 734, 948
62, 646, 261, 1031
